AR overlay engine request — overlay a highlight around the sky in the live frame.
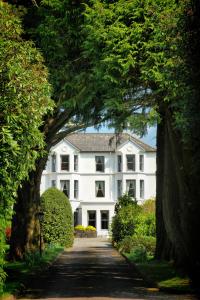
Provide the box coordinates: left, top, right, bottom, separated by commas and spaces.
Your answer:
86, 126, 157, 148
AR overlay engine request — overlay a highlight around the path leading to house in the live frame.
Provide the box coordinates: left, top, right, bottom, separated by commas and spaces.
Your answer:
20, 238, 197, 300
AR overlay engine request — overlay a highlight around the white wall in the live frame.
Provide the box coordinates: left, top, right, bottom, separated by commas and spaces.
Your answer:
40, 137, 156, 235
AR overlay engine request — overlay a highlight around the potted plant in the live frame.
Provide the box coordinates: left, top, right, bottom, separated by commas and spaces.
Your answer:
85, 226, 97, 238
74, 225, 86, 237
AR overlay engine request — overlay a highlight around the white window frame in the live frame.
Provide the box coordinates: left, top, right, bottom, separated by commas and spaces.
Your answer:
101, 210, 109, 230
61, 155, 70, 171
126, 155, 136, 171
139, 154, 144, 172
95, 181, 105, 197
51, 180, 56, 187
88, 210, 96, 227
117, 155, 122, 172
126, 179, 136, 198
60, 180, 70, 197
140, 179, 144, 199
74, 155, 78, 172
74, 180, 78, 199
95, 156, 105, 172
117, 180, 122, 198
51, 153, 56, 172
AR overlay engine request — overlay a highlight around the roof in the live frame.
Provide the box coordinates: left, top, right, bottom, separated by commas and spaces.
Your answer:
65, 133, 156, 153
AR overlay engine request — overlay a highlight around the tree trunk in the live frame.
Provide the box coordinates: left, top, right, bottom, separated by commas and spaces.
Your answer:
155, 106, 174, 261
155, 104, 200, 285
9, 157, 47, 260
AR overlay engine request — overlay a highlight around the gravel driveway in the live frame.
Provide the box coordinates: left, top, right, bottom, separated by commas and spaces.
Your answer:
19, 238, 198, 300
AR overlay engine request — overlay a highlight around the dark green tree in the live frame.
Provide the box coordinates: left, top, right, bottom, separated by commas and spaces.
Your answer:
9, 0, 200, 285
0, 0, 53, 292
10, 0, 150, 259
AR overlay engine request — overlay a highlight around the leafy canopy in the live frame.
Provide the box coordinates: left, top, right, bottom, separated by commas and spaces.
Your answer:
0, 1, 53, 293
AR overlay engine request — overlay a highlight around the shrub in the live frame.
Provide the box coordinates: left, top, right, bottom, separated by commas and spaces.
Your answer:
111, 204, 141, 243
41, 188, 74, 247
129, 246, 148, 263
135, 213, 156, 237
5, 227, 11, 242
115, 193, 137, 213
85, 226, 96, 231
118, 235, 156, 257
141, 198, 155, 214
74, 225, 85, 231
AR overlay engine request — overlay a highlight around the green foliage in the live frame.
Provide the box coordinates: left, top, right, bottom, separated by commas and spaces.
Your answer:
115, 198, 156, 262
85, 226, 96, 231
41, 188, 74, 247
118, 235, 156, 257
0, 1, 53, 294
4, 244, 64, 297
134, 199, 156, 237
114, 193, 137, 213
74, 225, 86, 231
135, 213, 156, 237
128, 246, 148, 263
111, 203, 141, 243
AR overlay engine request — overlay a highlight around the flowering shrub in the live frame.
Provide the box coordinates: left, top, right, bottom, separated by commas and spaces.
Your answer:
85, 226, 96, 231
74, 225, 85, 231
5, 227, 11, 242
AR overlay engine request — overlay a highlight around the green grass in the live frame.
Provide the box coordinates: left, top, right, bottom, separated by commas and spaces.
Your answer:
2, 244, 64, 299
125, 253, 192, 293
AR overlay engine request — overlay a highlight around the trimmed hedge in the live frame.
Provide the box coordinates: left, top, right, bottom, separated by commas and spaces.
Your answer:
41, 188, 74, 247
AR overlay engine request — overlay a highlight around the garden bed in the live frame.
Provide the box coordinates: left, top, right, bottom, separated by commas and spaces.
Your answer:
74, 225, 97, 238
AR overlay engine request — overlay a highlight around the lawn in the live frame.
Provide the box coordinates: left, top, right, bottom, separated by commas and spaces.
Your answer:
125, 253, 192, 293
2, 244, 64, 299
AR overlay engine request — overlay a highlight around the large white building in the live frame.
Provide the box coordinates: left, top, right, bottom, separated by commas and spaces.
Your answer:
41, 133, 156, 236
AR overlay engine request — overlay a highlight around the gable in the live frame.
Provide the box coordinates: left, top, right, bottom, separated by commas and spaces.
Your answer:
117, 140, 145, 154
50, 139, 80, 154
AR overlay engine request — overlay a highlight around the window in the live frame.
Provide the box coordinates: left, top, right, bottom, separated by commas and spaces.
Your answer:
140, 180, 144, 199
61, 155, 69, 171
101, 211, 109, 229
95, 181, 105, 197
117, 180, 122, 198
51, 153, 56, 172
74, 180, 78, 198
60, 180, 70, 197
139, 155, 144, 172
117, 155, 122, 172
126, 155, 135, 171
51, 180, 56, 187
126, 180, 136, 198
95, 156, 105, 172
88, 210, 96, 227
74, 155, 78, 171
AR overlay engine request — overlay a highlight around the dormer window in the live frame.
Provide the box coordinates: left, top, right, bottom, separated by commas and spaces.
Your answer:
95, 156, 105, 172
126, 155, 135, 171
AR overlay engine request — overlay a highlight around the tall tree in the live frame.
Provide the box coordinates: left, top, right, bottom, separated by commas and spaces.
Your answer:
0, 0, 53, 292
9, 0, 150, 259
83, 0, 200, 284
9, 0, 200, 285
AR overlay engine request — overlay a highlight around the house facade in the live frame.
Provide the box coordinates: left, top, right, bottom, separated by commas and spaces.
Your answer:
40, 133, 156, 236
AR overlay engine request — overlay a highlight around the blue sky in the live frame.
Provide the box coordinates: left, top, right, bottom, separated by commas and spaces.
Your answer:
86, 126, 157, 147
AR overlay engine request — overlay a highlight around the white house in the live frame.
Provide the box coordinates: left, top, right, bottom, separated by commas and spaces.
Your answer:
40, 133, 156, 236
